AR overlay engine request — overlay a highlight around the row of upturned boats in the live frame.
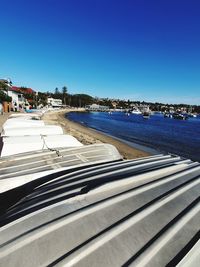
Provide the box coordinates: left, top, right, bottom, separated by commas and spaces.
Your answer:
0, 110, 199, 267
0, 111, 83, 157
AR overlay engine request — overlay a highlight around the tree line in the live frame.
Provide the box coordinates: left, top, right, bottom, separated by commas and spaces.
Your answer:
0, 81, 12, 103
46, 86, 94, 107
0, 80, 200, 113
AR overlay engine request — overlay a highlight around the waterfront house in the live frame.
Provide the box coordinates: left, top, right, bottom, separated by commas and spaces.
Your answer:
47, 97, 62, 108
85, 103, 109, 111
7, 89, 28, 111
0, 79, 28, 111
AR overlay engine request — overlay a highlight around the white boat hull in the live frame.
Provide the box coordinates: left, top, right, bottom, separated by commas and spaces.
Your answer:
3, 120, 45, 129
1, 135, 83, 156
1, 125, 64, 137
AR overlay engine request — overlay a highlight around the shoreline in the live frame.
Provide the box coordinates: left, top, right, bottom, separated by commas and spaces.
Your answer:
42, 109, 152, 159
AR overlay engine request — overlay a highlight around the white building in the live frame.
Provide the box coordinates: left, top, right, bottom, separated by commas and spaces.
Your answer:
85, 104, 109, 111
47, 97, 62, 108
7, 90, 28, 111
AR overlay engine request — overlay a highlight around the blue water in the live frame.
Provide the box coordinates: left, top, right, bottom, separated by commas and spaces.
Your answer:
66, 112, 200, 161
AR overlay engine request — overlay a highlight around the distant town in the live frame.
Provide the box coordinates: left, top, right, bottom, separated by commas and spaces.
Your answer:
0, 78, 199, 114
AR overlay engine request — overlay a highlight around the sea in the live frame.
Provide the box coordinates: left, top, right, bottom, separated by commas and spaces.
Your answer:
66, 112, 200, 162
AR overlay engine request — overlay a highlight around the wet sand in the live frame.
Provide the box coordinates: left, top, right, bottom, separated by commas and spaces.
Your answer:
42, 109, 151, 159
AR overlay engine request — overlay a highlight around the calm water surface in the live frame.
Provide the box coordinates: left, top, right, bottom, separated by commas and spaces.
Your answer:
66, 112, 200, 161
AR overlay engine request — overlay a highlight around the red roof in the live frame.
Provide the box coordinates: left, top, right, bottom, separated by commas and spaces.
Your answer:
11, 86, 36, 94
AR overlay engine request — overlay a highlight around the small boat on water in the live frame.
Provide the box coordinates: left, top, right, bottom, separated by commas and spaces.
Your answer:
142, 106, 151, 118
173, 113, 188, 120
188, 113, 197, 118
143, 111, 150, 119
164, 112, 173, 118
187, 106, 197, 118
131, 109, 142, 115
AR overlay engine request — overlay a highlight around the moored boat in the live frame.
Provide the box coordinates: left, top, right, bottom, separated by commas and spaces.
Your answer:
187, 113, 197, 118
143, 111, 150, 119
173, 113, 188, 120
164, 112, 173, 118
131, 108, 142, 114
142, 106, 151, 118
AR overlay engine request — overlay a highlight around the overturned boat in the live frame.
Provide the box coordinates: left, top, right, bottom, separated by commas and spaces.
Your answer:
3, 119, 45, 129
0, 143, 122, 192
1, 125, 64, 137
1, 134, 83, 156
0, 151, 199, 266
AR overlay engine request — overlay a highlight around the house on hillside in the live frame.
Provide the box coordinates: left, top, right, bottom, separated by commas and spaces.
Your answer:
7, 89, 28, 111
85, 104, 109, 111
11, 86, 36, 109
0, 80, 35, 111
11, 86, 35, 95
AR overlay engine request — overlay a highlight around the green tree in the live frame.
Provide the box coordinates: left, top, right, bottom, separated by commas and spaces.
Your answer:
55, 87, 59, 95
38, 92, 48, 107
62, 86, 68, 105
0, 90, 12, 103
0, 81, 9, 91
0, 81, 11, 103
70, 94, 94, 107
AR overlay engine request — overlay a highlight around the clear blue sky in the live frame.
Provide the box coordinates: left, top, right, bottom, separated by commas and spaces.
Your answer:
0, 0, 200, 104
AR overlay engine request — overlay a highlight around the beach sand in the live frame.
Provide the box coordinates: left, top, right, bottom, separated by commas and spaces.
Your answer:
0, 113, 12, 134
42, 109, 151, 159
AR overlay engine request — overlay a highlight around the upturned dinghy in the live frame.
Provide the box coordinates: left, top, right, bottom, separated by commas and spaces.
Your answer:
0, 153, 199, 267
1, 134, 83, 156
0, 143, 122, 192
8, 113, 42, 119
3, 119, 45, 129
1, 125, 64, 136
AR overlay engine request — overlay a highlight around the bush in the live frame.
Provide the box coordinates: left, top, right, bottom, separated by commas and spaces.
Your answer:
0, 90, 12, 103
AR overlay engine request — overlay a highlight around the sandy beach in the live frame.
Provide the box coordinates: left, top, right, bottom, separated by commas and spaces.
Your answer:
0, 113, 12, 133
42, 109, 151, 159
